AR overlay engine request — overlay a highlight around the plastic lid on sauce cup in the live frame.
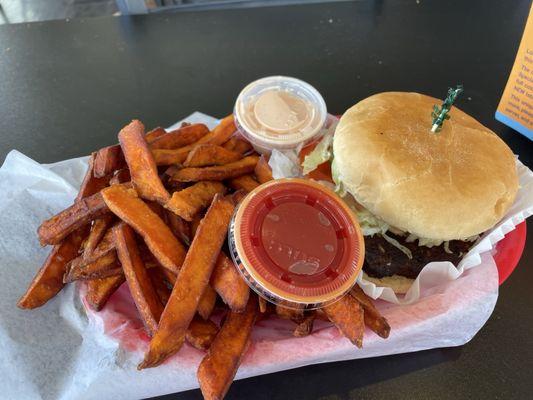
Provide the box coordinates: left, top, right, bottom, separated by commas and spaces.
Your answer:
228, 179, 364, 309
234, 76, 328, 154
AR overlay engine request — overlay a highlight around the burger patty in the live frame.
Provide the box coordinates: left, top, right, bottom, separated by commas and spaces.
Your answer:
363, 233, 473, 279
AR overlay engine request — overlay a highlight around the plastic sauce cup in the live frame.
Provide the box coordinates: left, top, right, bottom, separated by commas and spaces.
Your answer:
228, 179, 364, 309
234, 76, 328, 154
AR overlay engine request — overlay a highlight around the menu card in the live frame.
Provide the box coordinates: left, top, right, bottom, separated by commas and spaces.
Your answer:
496, 4, 533, 140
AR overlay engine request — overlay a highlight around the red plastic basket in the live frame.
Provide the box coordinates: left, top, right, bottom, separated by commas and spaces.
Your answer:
494, 221, 527, 285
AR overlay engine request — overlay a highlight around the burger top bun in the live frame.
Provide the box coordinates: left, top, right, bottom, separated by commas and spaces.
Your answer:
333, 92, 518, 241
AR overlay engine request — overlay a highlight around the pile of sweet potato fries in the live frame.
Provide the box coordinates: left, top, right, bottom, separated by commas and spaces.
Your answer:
18, 116, 390, 400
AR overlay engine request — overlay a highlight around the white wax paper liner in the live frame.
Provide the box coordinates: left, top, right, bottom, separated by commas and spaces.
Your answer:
0, 112, 529, 400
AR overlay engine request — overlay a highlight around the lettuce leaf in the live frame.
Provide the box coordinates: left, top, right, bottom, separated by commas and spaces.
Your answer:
301, 133, 333, 175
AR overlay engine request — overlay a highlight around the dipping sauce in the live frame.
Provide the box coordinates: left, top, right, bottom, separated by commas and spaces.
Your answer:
228, 179, 364, 309
234, 76, 328, 153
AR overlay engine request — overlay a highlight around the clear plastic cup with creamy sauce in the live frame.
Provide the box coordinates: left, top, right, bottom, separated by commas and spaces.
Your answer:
234, 76, 328, 154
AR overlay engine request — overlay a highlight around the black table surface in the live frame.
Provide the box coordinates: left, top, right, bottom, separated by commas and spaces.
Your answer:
1, 1, 532, 399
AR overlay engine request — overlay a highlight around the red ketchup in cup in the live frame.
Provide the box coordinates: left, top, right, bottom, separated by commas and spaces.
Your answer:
229, 179, 364, 309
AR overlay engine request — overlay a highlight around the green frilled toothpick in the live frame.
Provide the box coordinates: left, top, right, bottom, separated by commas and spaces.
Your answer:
431, 85, 463, 133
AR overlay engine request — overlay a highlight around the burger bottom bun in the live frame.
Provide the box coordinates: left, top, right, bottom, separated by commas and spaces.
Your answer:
363, 272, 414, 295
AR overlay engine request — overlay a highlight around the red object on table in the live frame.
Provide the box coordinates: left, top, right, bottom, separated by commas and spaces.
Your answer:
494, 221, 527, 285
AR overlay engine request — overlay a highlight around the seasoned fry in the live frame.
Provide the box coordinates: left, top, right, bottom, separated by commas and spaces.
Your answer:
101, 185, 186, 274
165, 210, 191, 246
86, 274, 126, 311
38, 191, 112, 246
293, 312, 316, 337
77, 152, 111, 201
109, 168, 131, 185
170, 155, 259, 182
223, 137, 252, 154
197, 285, 217, 320
145, 127, 166, 143
82, 215, 114, 260
18, 229, 88, 309
186, 316, 220, 351
150, 124, 209, 150
114, 223, 164, 336
118, 120, 170, 204
139, 194, 235, 369
64, 251, 120, 282
350, 286, 390, 339
323, 294, 365, 348
94, 144, 125, 178
197, 296, 257, 400
228, 175, 259, 193
164, 181, 227, 221
211, 253, 250, 313
254, 154, 273, 184
183, 144, 242, 168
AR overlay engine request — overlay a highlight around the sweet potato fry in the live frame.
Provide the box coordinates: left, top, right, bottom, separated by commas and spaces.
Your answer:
19, 154, 111, 308
18, 229, 88, 309
228, 175, 259, 193
148, 268, 172, 306
191, 212, 203, 237
211, 253, 250, 313
254, 155, 273, 184
293, 312, 316, 337
231, 190, 248, 204
165, 210, 191, 246
186, 316, 220, 351
153, 251, 218, 319
164, 181, 226, 221
64, 251, 120, 282
223, 137, 252, 155
101, 185, 186, 274
94, 144, 125, 178
183, 144, 242, 168
350, 286, 390, 339
201, 115, 236, 146
77, 152, 111, 201
38, 191, 112, 246
275, 305, 304, 322
145, 127, 166, 143
139, 194, 235, 369
152, 148, 191, 166
114, 223, 164, 336
118, 120, 170, 204
323, 294, 365, 348
197, 285, 217, 320
86, 274, 126, 311
258, 297, 268, 313
197, 296, 257, 400
150, 124, 210, 150
152, 116, 237, 166
109, 168, 131, 185
170, 155, 259, 182
82, 215, 114, 260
